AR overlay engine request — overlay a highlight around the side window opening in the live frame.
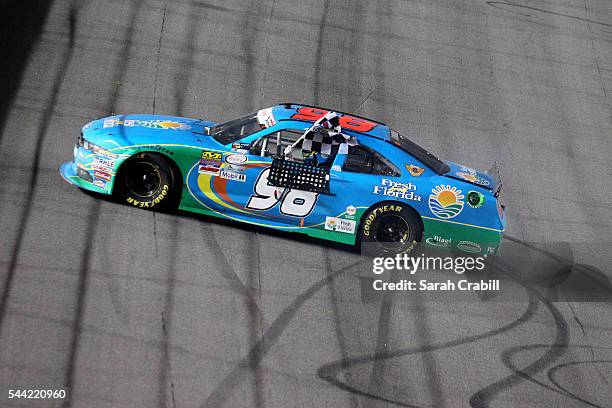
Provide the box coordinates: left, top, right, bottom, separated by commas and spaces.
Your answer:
250, 130, 304, 159
342, 145, 400, 177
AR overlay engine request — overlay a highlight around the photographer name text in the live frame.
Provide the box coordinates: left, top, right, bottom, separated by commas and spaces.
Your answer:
373, 279, 499, 291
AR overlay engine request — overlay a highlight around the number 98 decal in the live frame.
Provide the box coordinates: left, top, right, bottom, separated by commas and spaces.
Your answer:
246, 168, 318, 217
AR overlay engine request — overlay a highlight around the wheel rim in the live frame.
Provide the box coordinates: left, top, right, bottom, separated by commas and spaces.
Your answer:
374, 214, 410, 251
125, 161, 162, 198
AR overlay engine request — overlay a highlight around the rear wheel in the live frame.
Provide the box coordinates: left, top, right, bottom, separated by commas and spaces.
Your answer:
359, 202, 421, 256
116, 153, 176, 210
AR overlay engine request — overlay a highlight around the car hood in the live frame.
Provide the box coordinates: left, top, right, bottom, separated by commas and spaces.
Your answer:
444, 160, 496, 189
81, 114, 220, 150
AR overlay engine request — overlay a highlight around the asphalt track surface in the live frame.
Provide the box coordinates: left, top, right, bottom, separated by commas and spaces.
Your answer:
1, 0, 612, 407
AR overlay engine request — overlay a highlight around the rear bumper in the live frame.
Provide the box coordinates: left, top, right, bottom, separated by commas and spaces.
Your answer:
422, 216, 504, 255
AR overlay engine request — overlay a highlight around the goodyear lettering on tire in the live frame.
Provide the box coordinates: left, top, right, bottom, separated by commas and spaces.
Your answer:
126, 184, 169, 208
363, 204, 402, 237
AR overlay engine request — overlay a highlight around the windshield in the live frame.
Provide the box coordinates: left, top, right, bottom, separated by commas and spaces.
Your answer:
390, 130, 450, 175
209, 113, 263, 145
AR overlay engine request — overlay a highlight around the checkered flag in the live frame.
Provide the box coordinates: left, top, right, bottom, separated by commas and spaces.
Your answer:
295, 112, 357, 156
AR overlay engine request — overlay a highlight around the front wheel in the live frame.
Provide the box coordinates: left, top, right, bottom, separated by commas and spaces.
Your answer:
359, 202, 421, 256
116, 153, 177, 210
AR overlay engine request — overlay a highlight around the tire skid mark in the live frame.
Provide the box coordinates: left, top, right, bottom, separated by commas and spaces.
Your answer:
200, 260, 360, 408
567, 301, 608, 386
8, 306, 224, 361
63, 0, 146, 405
0, 2, 81, 338
344, 0, 366, 110
499, 344, 612, 408
199, 226, 264, 323
548, 360, 612, 407
324, 250, 360, 408
247, 233, 265, 408
412, 285, 446, 407
257, 0, 276, 107
158, 1, 200, 405
199, 223, 266, 408
317, 281, 539, 407
159, 218, 179, 408
367, 269, 398, 405
152, 4, 168, 114
240, 0, 259, 112
581, 0, 612, 127
312, 0, 330, 105
172, 0, 199, 116
469, 266, 569, 407
486, 1, 612, 28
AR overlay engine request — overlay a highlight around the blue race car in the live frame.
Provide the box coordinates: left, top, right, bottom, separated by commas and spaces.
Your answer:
60, 103, 506, 254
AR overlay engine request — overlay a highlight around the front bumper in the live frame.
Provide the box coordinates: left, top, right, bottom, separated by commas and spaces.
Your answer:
59, 160, 111, 195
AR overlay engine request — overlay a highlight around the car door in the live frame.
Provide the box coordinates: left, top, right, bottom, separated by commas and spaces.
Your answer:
311, 143, 406, 225
233, 129, 321, 224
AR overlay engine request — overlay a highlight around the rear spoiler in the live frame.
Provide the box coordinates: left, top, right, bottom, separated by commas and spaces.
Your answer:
486, 162, 502, 197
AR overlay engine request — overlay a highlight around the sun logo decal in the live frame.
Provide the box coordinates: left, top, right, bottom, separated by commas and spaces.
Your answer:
428, 185, 465, 219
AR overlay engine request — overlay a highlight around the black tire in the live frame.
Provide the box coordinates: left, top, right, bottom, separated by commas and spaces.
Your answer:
116, 152, 177, 211
359, 202, 421, 256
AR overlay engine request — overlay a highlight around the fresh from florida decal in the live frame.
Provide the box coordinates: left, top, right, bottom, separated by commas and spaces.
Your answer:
324, 216, 356, 234
373, 179, 422, 202
428, 185, 464, 219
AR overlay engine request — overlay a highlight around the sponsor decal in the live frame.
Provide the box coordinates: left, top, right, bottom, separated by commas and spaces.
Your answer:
93, 155, 115, 168
199, 150, 222, 174
103, 118, 191, 130
457, 171, 490, 186
91, 145, 117, 158
429, 185, 464, 219
136, 145, 174, 156
199, 164, 220, 175
467, 191, 485, 208
231, 142, 251, 152
487, 246, 497, 254
220, 170, 246, 182
225, 164, 245, 173
91, 163, 112, 173
425, 236, 451, 248
457, 240, 482, 254
456, 166, 490, 186
201, 151, 222, 160
346, 205, 356, 216
93, 179, 107, 188
373, 179, 422, 202
325, 216, 356, 234
331, 164, 342, 172
363, 204, 403, 237
225, 153, 247, 165
406, 164, 424, 177
257, 108, 276, 128
94, 170, 111, 181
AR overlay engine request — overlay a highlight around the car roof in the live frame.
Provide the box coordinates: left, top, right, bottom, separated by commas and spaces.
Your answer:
271, 103, 391, 141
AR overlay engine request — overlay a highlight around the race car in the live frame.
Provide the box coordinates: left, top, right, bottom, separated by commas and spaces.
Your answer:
60, 103, 506, 255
